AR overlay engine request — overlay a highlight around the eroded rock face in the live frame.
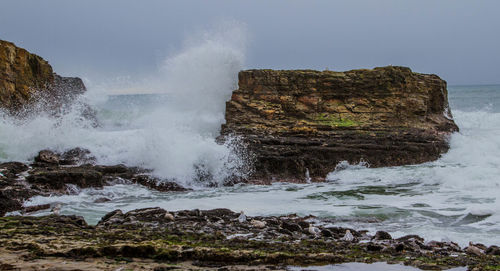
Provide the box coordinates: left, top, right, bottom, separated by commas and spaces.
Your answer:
0, 40, 53, 111
221, 66, 459, 181
0, 40, 86, 114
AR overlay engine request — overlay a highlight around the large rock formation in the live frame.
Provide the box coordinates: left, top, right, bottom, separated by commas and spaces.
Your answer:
221, 66, 459, 182
0, 39, 85, 114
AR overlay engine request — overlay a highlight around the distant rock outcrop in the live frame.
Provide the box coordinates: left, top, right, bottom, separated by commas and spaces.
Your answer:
0, 39, 86, 115
221, 66, 459, 182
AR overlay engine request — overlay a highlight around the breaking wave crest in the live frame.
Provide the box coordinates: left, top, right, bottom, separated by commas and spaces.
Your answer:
0, 23, 252, 187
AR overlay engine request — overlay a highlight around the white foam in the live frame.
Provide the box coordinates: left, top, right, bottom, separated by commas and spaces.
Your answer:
0, 22, 250, 187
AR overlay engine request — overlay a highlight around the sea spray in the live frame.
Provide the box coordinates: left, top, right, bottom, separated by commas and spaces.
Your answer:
0, 22, 252, 187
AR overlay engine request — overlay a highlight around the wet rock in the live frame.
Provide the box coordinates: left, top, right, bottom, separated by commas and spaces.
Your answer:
35, 150, 60, 164
366, 243, 384, 252
486, 245, 500, 255
125, 208, 169, 222
0, 191, 23, 217
0, 263, 15, 270
320, 229, 333, 238
278, 228, 293, 236
60, 148, 96, 165
471, 242, 487, 251
23, 204, 51, 213
98, 208, 176, 227
133, 175, 188, 192
373, 230, 392, 241
92, 164, 143, 181
97, 209, 124, 226
281, 221, 301, 232
198, 208, 235, 218
93, 197, 111, 203
325, 227, 360, 239
297, 221, 309, 229
0, 162, 29, 178
26, 167, 103, 190
425, 240, 461, 253
396, 234, 424, 243
0, 149, 191, 216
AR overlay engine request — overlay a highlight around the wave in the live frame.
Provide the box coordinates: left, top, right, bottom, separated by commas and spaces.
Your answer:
323, 108, 500, 235
0, 22, 251, 187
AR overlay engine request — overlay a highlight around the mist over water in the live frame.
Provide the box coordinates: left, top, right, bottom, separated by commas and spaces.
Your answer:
1, 24, 499, 247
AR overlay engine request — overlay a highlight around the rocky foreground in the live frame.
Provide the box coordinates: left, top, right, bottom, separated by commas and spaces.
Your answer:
0, 208, 499, 271
221, 67, 459, 182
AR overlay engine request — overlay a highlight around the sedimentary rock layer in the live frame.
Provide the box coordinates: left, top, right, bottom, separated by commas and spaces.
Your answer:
0, 40, 85, 114
221, 66, 459, 181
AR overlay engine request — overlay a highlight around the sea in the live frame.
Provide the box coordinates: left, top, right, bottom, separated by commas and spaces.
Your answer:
0, 37, 499, 248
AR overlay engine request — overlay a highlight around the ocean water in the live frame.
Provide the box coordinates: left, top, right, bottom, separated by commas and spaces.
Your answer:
8, 84, 499, 248
1, 27, 500, 248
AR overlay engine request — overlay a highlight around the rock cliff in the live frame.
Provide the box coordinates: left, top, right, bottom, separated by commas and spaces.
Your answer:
0, 39, 85, 114
221, 66, 459, 182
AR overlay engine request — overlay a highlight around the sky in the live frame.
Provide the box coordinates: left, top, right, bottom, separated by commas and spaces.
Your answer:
1, 0, 499, 86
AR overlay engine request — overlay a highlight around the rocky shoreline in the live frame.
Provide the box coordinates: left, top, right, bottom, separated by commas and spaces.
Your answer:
0, 208, 498, 270
0, 149, 187, 217
2, 149, 499, 270
2, 39, 493, 270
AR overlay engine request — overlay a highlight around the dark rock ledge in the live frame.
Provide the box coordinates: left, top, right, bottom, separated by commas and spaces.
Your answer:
0, 148, 187, 217
0, 208, 498, 270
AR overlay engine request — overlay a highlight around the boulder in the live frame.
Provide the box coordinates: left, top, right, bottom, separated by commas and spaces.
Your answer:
34, 149, 60, 164
220, 66, 459, 181
60, 147, 96, 165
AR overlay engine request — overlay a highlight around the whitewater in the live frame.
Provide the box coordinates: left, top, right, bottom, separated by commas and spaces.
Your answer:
1, 27, 499, 247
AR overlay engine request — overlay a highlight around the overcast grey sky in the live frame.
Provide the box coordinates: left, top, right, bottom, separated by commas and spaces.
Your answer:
1, 0, 499, 85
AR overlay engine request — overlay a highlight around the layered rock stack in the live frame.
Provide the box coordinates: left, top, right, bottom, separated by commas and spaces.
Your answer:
221, 66, 459, 182
0, 39, 85, 114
